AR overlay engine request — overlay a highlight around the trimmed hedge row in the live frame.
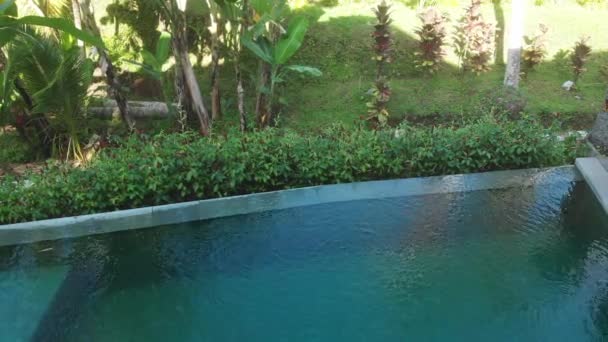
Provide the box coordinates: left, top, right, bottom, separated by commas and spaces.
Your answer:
0, 117, 581, 224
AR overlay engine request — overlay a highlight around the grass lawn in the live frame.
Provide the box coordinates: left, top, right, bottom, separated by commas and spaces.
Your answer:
274, 1, 608, 130
83, 0, 608, 132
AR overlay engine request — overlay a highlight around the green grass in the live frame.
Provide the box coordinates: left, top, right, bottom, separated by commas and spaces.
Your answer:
273, 1, 608, 130
91, 1, 608, 132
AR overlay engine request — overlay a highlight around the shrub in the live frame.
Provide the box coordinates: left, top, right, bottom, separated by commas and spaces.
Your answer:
522, 24, 548, 75
414, 7, 449, 74
0, 132, 35, 164
453, 0, 496, 74
571, 37, 592, 83
0, 118, 581, 224
475, 86, 527, 119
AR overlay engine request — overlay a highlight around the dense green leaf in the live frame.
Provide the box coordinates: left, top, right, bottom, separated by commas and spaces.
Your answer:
155, 31, 172, 64
274, 16, 309, 65
250, 0, 273, 14
0, 118, 583, 224
0, 16, 105, 48
242, 32, 274, 64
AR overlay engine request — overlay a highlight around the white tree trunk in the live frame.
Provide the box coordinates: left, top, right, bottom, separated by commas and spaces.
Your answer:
504, 0, 525, 88
71, 0, 85, 55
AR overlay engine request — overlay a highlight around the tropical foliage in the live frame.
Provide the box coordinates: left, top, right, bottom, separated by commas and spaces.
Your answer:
522, 23, 548, 75
0, 116, 581, 224
366, 0, 392, 127
453, 0, 496, 74
571, 36, 592, 83
414, 7, 448, 74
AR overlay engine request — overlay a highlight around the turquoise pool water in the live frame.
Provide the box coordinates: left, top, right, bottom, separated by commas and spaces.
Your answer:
1, 180, 608, 341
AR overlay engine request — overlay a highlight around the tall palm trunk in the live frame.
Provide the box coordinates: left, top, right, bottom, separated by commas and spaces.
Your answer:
79, 0, 135, 130
504, 0, 525, 88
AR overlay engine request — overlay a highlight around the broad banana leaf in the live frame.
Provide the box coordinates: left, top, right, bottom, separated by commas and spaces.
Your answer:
0, 15, 105, 48
242, 31, 274, 64
156, 31, 172, 65
274, 16, 308, 65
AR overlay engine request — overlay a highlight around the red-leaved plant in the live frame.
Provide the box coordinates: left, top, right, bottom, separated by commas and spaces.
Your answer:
414, 7, 449, 74
521, 24, 548, 76
453, 0, 495, 74
366, 0, 392, 127
571, 36, 592, 83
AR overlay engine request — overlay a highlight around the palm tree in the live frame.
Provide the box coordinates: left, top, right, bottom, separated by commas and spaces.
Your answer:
6, 31, 93, 160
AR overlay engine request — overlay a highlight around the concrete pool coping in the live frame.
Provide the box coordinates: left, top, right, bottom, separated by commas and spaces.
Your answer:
576, 157, 608, 214
0, 166, 582, 247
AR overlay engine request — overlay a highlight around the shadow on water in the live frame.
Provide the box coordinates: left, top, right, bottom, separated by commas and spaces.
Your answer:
529, 181, 608, 337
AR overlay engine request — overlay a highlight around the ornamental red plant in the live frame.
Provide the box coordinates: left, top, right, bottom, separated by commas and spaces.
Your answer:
367, 0, 392, 127
414, 7, 449, 74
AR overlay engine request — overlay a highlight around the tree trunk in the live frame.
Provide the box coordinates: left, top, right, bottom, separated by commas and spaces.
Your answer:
255, 62, 271, 127
209, 3, 223, 121
171, 11, 211, 136
504, 0, 524, 88
236, 63, 247, 132
71, 0, 85, 56
492, 0, 505, 66
79, 0, 135, 130
236, 0, 249, 132
89, 100, 175, 119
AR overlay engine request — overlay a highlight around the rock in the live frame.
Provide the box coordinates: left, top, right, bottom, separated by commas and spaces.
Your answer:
589, 112, 608, 149
562, 80, 575, 91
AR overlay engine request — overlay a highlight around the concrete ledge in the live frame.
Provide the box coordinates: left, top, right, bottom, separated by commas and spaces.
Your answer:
575, 158, 608, 214
0, 166, 581, 247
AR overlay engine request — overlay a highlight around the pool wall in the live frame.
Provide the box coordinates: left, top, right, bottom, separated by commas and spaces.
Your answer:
0, 166, 581, 247
575, 158, 608, 214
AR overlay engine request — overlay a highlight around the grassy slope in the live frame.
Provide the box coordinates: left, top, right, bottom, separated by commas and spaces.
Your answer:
74, 1, 608, 132
280, 2, 608, 130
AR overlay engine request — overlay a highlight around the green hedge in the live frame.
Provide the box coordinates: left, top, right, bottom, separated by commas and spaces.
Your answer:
0, 117, 581, 224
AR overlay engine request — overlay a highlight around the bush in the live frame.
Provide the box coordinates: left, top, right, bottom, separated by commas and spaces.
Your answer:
414, 7, 449, 74
453, 0, 496, 74
0, 118, 581, 224
571, 37, 592, 83
0, 132, 36, 164
522, 24, 548, 75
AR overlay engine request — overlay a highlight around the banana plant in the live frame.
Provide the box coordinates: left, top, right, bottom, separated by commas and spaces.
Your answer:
125, 31, 173, 104
241, 0, 320, 127
127, 32, 172, 81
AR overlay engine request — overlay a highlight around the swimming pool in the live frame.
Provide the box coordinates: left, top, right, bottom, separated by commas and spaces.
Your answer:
2, 168, 608, 341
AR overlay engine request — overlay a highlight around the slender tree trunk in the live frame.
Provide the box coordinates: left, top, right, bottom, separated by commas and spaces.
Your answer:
255, 62, 271, 127
235, 0, 249, 132
79, 0, 135, 130
208, 3, 223, 120
492, 0, 505, 65
171, 10, 211, 136
235, 62, 247, 132
71, 0, 85, 56
504, 0, 525, 88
